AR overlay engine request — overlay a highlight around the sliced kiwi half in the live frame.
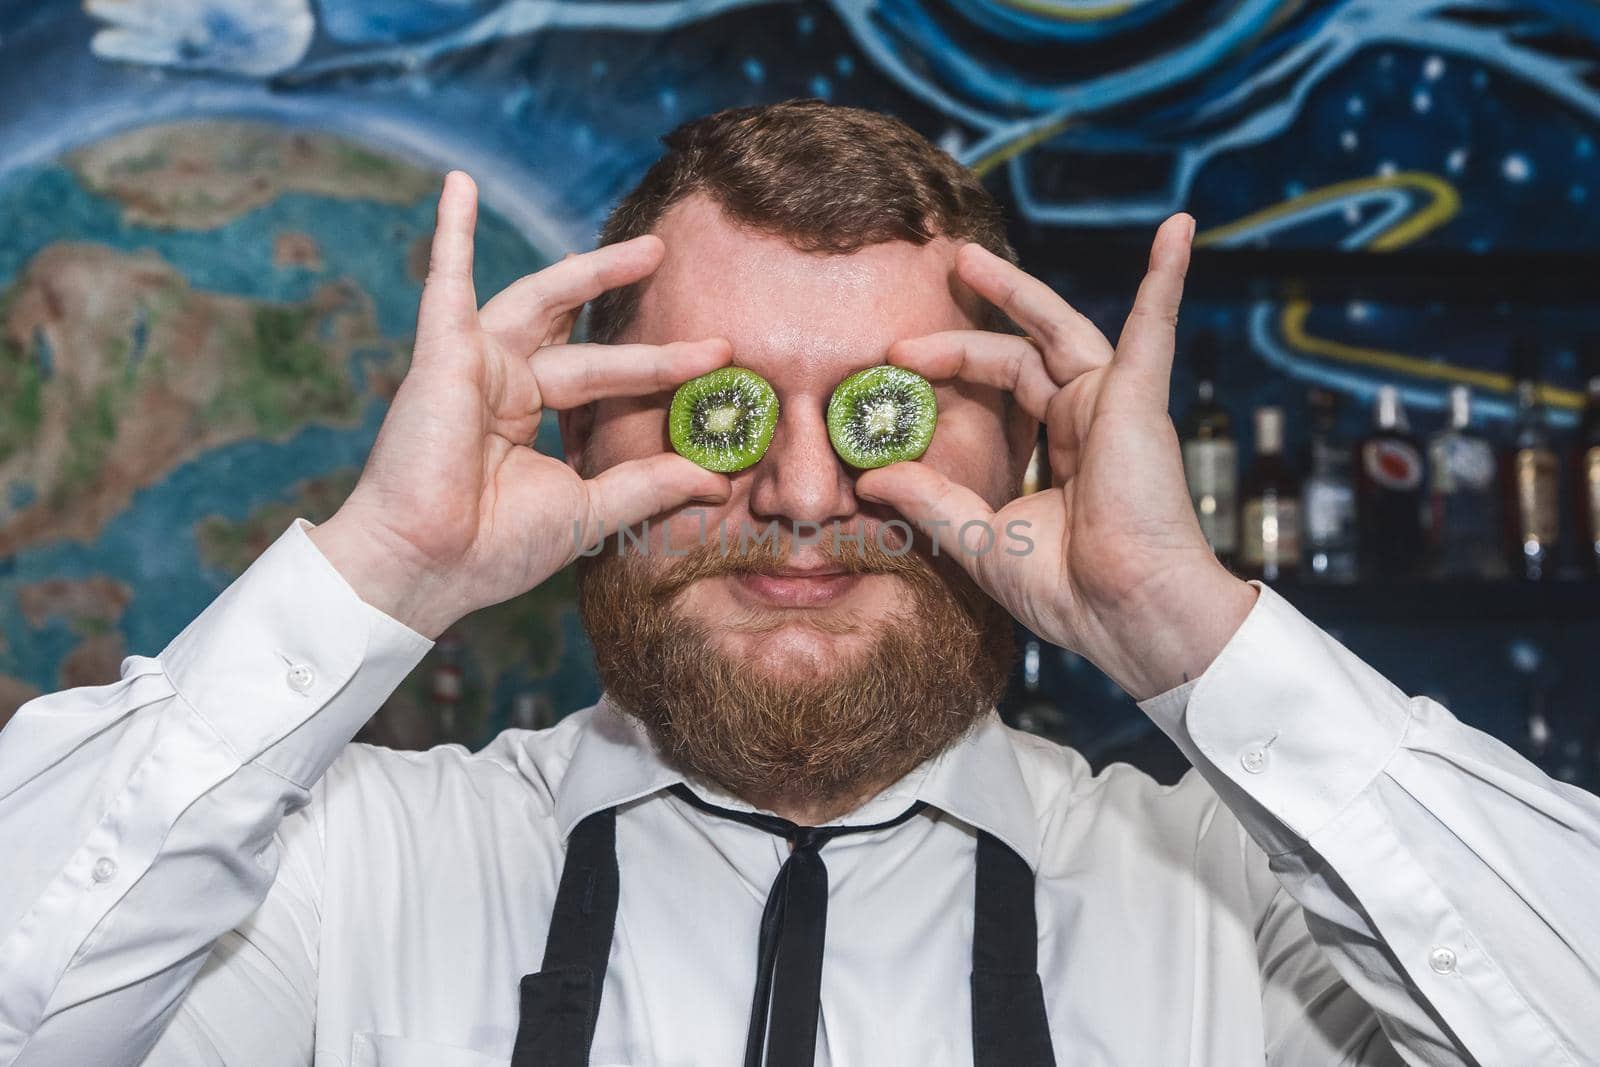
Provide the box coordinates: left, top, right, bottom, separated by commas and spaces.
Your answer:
669, 366, 780, 472
826, 365, 938, 469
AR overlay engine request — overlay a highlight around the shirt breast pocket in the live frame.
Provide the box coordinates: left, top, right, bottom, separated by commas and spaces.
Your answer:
351, 1032, 509, 1067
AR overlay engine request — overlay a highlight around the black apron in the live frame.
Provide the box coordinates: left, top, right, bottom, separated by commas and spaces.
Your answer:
510, 799, 1055, 1067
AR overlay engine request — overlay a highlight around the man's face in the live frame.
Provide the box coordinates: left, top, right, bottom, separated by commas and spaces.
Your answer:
565, 193, 1030, 809
569, 194, 1025, 677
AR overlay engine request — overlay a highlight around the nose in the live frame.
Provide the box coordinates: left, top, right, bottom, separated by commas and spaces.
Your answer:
746, 396, 858, 530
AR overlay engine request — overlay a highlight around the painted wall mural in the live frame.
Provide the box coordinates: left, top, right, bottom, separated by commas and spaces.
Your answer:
1, 0, 1596, 783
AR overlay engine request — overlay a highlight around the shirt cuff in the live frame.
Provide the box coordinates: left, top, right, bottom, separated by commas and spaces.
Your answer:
1136, 580, 1413, 854
159, 517, 434, 787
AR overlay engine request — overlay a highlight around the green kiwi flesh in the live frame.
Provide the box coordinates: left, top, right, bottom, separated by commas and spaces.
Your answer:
826, 365, 937, 469
669, 367, 780, 472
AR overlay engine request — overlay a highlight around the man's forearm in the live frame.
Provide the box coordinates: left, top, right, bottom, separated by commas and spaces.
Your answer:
0, 517, 433, 1064
1138, 585, 1600, 1062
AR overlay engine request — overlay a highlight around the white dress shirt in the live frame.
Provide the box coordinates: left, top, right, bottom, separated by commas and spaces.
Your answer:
1, 515, 1597, 1067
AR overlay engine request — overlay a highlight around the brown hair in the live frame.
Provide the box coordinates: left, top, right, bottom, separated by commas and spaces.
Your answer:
581, 97, 1023, 344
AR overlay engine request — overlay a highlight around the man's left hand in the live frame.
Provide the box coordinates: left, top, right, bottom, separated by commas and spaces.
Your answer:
855, 214, 1257, 701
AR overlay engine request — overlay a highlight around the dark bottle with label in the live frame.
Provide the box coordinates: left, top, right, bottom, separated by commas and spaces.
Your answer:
1357, 385, 1426, 580
431, 633, 465, 743
1239, 406, 1299, 582
1576, 342, 1600, 578
1300, 388, 1358, 583
1503, 339, 1560, 581
1180, 332, 1238, 565
1426, 385, 1506, 580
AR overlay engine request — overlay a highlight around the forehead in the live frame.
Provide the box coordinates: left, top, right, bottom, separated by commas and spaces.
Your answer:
628, 193, 979, 381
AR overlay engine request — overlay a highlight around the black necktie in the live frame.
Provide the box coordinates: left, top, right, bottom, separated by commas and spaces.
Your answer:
666, 783, 929, 1067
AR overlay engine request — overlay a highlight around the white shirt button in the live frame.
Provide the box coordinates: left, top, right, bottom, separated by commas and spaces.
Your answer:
1240, 747, 1268, 774
91, 856, 117, 883
286, 664, 315, 693
1428, 946, 1457, 975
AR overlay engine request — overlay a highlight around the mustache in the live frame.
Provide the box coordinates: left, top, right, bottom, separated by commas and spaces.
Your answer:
649, 521, 932, 600
575, 512, 1019, 808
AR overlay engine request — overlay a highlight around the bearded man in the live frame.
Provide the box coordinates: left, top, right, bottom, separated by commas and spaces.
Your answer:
2, 100, 1596, 1067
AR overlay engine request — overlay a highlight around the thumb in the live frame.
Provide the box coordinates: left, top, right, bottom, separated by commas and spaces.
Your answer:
855, 462, 999, 573
1110, 212, 1193, 412
577, 454, 731, 550
416, 170, 480, 345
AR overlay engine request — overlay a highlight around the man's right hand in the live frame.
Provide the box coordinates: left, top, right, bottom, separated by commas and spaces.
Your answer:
308, 171, 733, 638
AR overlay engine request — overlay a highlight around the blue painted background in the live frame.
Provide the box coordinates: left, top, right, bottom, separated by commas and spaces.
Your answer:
0, 0, 1595, 787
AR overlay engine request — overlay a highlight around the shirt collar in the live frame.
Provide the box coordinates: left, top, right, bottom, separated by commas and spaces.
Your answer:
914, 705, 1043, 871
552, 693, 1043, 872
552, 694, 685, 838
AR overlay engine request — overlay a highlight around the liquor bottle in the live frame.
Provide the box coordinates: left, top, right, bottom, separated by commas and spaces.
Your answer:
1576, 342, 1600, 578
1180, 332, 1238, 564
1022, 426, 1049, 497
511, 690, 555, 731
1299, 388, 1358, 583
1239, 406, 1299, 582
1503, 339, 1560, 581
1356, 386, 1426, 580
1005, 636, 1071, 742
431, 633, 465, 742
1004, 439, 1069, 742
1425, 385, 1506, 580
1527, 685, 1553, 764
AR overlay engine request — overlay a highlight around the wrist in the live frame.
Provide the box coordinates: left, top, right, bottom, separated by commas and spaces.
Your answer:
1082, 560, 1257, 702
305, 512, 462, 640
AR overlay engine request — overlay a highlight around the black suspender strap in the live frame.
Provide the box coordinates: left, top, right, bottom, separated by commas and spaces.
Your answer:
511, 807, 619, 1067
512, 800, 1056, 1067
971, 830, 1056, 1067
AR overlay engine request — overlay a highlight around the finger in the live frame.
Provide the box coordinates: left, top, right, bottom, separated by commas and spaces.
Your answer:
530, 337, 732, 410
854, 461, 999, 578
417, 171, 479, 342
544, 252, 583, 346
579, 454, 731, 548
1113, 213, 1194, 406
953, 242, 1114, 381
887, 330, 1060, 422
547, 306, 580, 347
479, 234, 666, 355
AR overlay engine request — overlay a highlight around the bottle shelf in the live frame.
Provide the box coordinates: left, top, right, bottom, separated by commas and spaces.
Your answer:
1267, 578, 1600, 626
